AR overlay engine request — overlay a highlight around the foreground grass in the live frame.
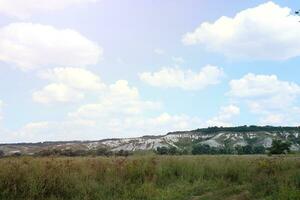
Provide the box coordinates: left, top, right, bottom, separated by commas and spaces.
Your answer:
0, 155, 299, 200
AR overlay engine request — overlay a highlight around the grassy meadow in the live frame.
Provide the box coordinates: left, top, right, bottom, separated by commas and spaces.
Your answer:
0, 155, 299, 200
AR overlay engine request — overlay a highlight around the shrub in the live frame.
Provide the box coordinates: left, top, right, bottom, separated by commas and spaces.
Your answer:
155, 146, 183, 155
115, 150, 131, 157
95, 147, 113, 157
156, 147, 169, 155
191, 144, 211, 155
269, 140, 291, 155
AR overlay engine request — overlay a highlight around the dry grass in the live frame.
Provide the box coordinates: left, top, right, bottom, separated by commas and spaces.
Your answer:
0, 155, 299, 200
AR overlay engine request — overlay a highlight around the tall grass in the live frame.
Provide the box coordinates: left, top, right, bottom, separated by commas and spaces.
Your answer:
0, 155, 299, 200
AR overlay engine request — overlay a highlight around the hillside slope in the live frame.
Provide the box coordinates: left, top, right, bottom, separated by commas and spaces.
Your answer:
1, 126, 300, 155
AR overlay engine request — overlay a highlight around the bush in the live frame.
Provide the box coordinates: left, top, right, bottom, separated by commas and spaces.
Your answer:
192, 144, 211, 155
155, 146, 184, 155
156, 147, 169, 155
235, 145, 266, 155
36, 149, 88, 157
115, 150, 131, 157
95, 147, 113, 156
269, 140, 291, 155
253, 145, 266, 154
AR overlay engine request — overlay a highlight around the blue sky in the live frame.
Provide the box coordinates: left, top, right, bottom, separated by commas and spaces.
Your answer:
0, 0, 300, 142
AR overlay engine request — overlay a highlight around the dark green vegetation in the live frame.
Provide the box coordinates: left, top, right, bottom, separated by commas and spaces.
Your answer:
156, 139, 290, 156
35, 147, 131, 157
188, 125, 300, 134
0, 155, 299, 200
191, 144, 266, 155
269, 140, 292, 155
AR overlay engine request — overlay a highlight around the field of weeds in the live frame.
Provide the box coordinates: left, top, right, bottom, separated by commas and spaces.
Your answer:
0, 155, 299, 200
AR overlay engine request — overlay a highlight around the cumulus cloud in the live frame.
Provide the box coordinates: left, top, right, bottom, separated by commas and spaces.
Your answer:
26, 73, 204, 142
143, 113, 201, 131
33, 83, 84, 104
259, 114, 284, 125
0, 0, 98, 19
8, 120, 96, 142
183, 2, 300, 60
69, 80, 161, 118
229, 73, 300, 125
0, 23, 102, 71
206, 105, 240, 127
229, 73, 300, 110
140, 65, 224, 90
109, 113, 202, 137
9, 113, 202, 142
11, 80, 204, 142
38, 67, 105, 91
13, 121, 52, 141
33, 67, 105, 104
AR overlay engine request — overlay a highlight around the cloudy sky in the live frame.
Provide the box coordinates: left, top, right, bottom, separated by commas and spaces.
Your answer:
0, 0, 300, 143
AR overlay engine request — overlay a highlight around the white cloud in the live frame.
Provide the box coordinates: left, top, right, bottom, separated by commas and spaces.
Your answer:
229, 73, 300, 125
183, 2, 300, 60
0, 23, 102, 71
0, 0, 98, 19
143, 113, 202, 132
9, 120, 96, 142
33, 83, 84, 104
229, 73, 300, 110
206, 105, 240, 127
69, 80, 161, 118
259, 114, 284, 125
9, 113, 202, 142
33, 67, 105, 104
30, 76, 203, 141
10, 80, 204, 142
229, 73, 300, 98
109, 113, 202, 137
38, 67, 105, 91
140, 65, 224, 90
62, 80, 202, 139
14, 121, 51, 141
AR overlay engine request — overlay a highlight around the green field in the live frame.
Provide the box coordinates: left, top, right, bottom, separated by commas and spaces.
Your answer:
0, 155, 299, 200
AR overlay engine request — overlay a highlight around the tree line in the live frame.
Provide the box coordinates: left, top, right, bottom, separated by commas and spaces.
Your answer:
189, 125, 300, 134
0, 147, 132, 158
155, 139, 291, 155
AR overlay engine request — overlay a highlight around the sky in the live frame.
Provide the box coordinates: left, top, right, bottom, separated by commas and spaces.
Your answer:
0, 0, 300, 143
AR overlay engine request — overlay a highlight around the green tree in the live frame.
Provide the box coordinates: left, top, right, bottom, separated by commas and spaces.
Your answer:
115, 150, 130, 157
0, 150, 4, 157
242, 145, 253, 154
252, 145, 265, 154
96, 147, 112, 156
168, 146, 178, 155
192, 144, 211, 155
235, 145, 244, 155
269, 140, 291, 155
156, 147, 169, 155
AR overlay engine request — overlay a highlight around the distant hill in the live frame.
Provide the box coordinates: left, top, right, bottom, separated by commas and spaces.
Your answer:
1, 126, 300, 155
